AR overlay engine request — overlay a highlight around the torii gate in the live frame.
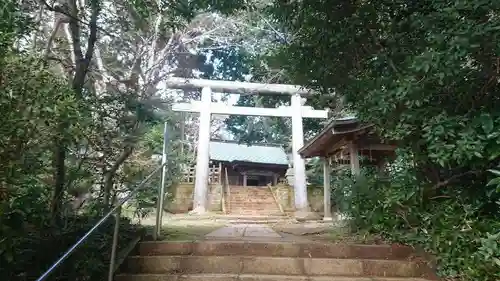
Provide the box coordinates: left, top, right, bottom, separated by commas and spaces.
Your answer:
166, 77, 329, 218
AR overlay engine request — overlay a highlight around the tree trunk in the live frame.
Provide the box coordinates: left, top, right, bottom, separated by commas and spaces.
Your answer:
103, 146, 134, 208
49, 0, 101, 222
50, 128, 67, 222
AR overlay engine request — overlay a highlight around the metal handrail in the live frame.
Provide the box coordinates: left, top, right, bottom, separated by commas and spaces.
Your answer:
36, 162, 167, 281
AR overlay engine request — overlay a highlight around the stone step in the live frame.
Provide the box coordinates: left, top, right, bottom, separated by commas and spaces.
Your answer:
225, 219, 283, 224
228, 187, 279, 215
163, 214, 287, 221
230, 194, 274, 196
230, 205, 279, 208
230, 198, 275, 200
229, 208, 281, 214
217, 214, 287, 219
230, 197, 275, 200
137, 241, 414, 260
230, 205, 277, 207
229, 207, 277, 209
229, 210, 281, 214
221, 216, 287, 222
121, 255, 429, 278
230, 200, 279, 203
230, 199, 277, 201
115, 273, 433, 281
230, 212, 282, 215
230, 196, 275, 198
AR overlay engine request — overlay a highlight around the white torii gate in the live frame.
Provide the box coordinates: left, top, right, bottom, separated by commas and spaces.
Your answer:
167, 77, 329, 218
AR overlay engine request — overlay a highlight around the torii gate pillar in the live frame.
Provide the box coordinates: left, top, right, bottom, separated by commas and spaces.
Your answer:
291, 94, 309, 217
191, 87, 212, 214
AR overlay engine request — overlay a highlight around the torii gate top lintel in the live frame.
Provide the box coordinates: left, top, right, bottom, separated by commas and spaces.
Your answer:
165, 77, 312, 96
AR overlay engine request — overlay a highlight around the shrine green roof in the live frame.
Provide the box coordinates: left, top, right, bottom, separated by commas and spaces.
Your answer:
209, 141, 289, 166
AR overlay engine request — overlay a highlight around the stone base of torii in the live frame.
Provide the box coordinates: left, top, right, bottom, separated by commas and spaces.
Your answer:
167, 77, 329, 220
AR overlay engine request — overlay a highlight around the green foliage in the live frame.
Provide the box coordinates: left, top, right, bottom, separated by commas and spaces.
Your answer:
127, 120, 188, 217
0, 55, 81, 184
333, 157, 500, 281
127, 0, 247, 34
0, 0, 30, 54
0, 52, 141, 280
305, 158, 324, 186
132, 0, 247, 19
219, 47, 324, 144
0, 210, 141, 281
271, 0, 500, 146
1, 0, 252, 280
272, 1, 500, 280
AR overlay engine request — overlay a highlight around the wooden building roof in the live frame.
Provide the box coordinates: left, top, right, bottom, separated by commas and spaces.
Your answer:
298, 117, 397, 159
209, 140, 289, 166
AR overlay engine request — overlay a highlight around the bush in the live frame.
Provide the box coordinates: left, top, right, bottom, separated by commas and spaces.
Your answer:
333, 162, 500, 281
0, 208, 142, 281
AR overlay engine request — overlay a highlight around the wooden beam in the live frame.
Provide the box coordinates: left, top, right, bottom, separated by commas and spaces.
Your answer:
324, 137, 348, 157
165, 77, 312, 95
358, 143, 397, 151
172, 101, 329, 118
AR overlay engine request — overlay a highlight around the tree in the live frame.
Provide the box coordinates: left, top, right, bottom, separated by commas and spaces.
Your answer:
0, 0, 258, 279
17, 0, 257, 214
270, 1, 500, 280
210, 3, 333, 145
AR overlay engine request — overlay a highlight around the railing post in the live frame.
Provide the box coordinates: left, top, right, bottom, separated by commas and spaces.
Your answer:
155, 122, 168, 240
35, 164, 166, 281
108, 206, 121, 281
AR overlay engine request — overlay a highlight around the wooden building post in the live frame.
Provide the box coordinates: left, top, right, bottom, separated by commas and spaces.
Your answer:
243, 172, 247, 187
349, 141, 360, 176
218, 162, 223, 184
323, 157, 333, 221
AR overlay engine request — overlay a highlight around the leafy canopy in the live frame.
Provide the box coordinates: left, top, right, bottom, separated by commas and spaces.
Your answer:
270, 1, 500, 280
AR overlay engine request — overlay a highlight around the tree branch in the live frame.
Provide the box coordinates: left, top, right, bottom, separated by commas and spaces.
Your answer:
72, 0, 100, 93
432, 170, 480, 190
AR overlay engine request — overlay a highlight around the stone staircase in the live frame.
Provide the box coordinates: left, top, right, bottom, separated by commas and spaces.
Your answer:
116, 240, 438, 281
228, 186, 283, 216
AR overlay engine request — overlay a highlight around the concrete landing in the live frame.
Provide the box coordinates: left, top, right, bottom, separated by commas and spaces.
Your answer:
205, 224, 281, 239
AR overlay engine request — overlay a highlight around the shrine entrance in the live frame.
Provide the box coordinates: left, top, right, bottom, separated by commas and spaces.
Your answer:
167, 77, 329, 218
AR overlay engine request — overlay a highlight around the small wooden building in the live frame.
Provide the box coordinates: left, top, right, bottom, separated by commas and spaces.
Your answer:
298, 117, 397, 175
298, 117, 397, 220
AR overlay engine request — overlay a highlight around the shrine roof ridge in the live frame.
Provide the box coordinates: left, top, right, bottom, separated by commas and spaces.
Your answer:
209, 139, 285, 148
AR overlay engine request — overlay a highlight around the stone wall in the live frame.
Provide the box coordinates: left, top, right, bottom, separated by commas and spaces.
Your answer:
166, 183, 222, 213
167, 182, 326, 215
272, 184, 325, 215
273, 184, 294, 212
308, 187, 324, 214
208, 184, 223, 211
